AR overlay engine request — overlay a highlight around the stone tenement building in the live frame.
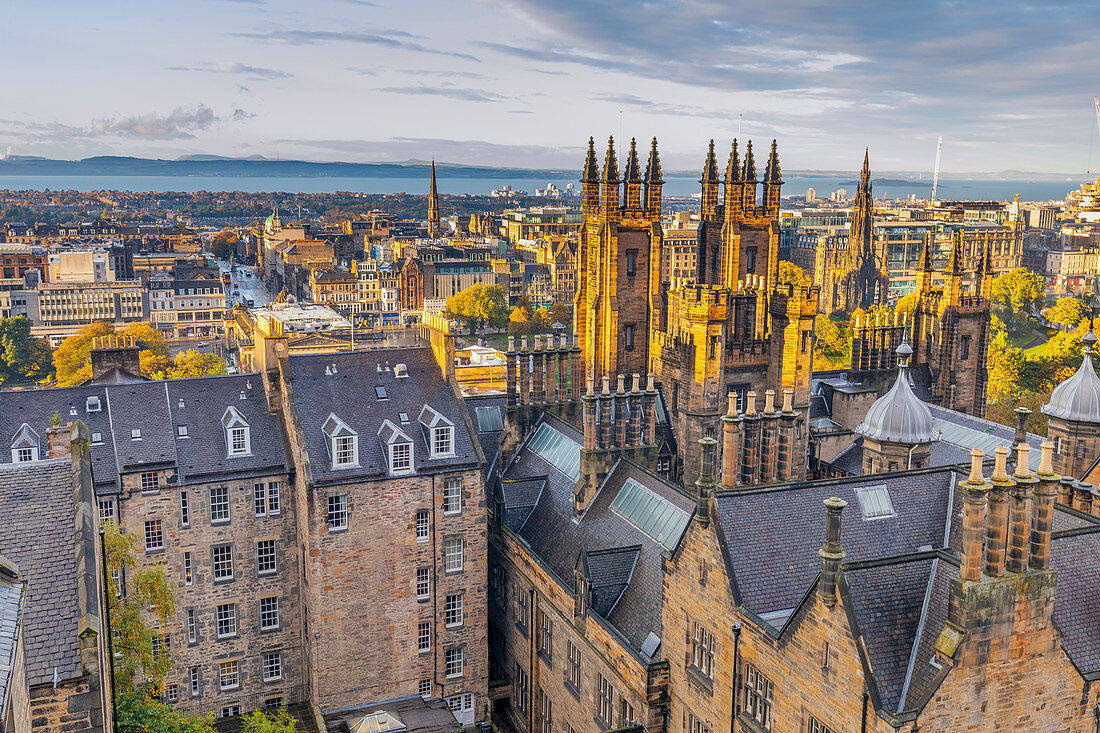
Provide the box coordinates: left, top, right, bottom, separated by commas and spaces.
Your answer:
0, 327, 489, 728
574, 136, 818, 487
817, 151, 891, 315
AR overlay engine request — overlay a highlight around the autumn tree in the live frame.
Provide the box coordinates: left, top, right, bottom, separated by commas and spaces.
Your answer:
508, 304, 532, 334
894, 292, 920, 317
532, 307, 553, 334
211, 229, 239, 260
1045, 296, 1089, 329
986, 315, 1025, 402
53, 322, 224, 386
813, 314, 851, 369
445, 283, 509, 335
144, 350, 227, 381
115, 689, 215, 733
548, 301, 572, 328
776, 261, 810, 286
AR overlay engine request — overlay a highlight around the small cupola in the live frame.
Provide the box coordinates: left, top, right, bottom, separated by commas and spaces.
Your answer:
856, 342, 934, 444
1042, 330, 1100, 424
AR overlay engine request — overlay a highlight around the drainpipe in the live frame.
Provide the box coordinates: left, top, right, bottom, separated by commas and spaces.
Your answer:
729, 619, 742, 733
99, 528, 117, 732
861, 691, 869, 733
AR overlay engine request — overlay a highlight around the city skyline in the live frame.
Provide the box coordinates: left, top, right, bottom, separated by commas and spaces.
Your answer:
2, 1, 1100, 174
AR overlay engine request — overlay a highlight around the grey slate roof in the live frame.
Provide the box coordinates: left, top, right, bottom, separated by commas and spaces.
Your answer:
0, 459, 83, 686
0, 374, 288, 491
465, 394, 506, 469
714, 468, 956, 615
284, 348, 480, 485
499, 412, 695, 656
843, 553, 958, 715
585, 547, 640, 618
1050, 530, 1100, 677
0, 566, 23, 712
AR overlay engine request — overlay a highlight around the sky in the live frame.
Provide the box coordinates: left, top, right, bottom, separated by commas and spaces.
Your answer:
2, 0, 1100, 173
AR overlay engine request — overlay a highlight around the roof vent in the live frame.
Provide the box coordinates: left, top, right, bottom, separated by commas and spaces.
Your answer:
385, 363, 392, 372
178, 399, 185, 408
69, 404, 78, 416
86, 396, 102, 413
239, 390, 246, 400
325, 366, 332, 376
331, 363, 338, 374
377, 363, 383, 373
395, 363, 408, 378
246, 380, 252, 390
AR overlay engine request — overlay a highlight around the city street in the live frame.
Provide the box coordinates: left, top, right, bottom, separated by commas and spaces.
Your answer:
220, 260, 272, 309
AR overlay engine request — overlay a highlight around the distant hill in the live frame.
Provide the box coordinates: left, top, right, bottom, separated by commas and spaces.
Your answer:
0, 155, 578, 180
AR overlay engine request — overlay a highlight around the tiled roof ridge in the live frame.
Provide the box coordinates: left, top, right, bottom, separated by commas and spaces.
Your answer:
841, 548, 957, 572
714, 464, 958, 498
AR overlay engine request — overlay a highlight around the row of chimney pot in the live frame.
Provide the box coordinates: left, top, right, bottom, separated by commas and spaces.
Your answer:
722, 387, 800, 487
582, 374, 658, 451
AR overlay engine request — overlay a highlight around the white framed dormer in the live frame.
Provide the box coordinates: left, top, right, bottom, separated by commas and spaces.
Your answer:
11, 423, 40, 463
378, 419, 414, 476
221, 406, 252, 458
418, 405, 455, 459
323, 413, 359, 469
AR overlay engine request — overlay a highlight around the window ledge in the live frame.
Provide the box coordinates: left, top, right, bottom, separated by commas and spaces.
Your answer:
328, 526, 348, 534
736, 712, 769, 733
686, 665, 714, 695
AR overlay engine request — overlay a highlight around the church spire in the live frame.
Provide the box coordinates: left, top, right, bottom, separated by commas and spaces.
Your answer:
582, 137, 599, 182
742, 140, 758, 211
427, 159, 440, 238
917, 233, 933, 295
724, 139, 743, 221
700, 139, 720, 220
763, 139, 783, 218
643, 137, 663, 219
764, 139, 782, 185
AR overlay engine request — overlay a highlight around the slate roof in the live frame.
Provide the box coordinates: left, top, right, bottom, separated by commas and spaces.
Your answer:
324, 694, 461, 732
499, 412, 694, 657
714, 468, 956, 615
464, 394, 506, 469
843, 553, 958, 715
0, 459, 83, 686
0, 564, 23, 712
1050, 529, 1100, 678
0, 374, 288, 491
283, 347, 481, 485
585, 547, 640, 618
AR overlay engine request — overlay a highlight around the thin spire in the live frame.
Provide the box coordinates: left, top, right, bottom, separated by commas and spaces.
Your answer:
947, 231, 963, 276
764, 139, 782, 184
742, 140, 757, 182
644, 137, 663, 183
725, 139, 741, 183
624, 137, 641, 182
919, 233, 933, 272
582, 137, 599, 182
701, 139, 720, 184
602, 136, 619, 183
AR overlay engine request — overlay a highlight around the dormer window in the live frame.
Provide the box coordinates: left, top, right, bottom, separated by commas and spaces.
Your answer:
323, 413, 359, 469
86, 396, 101, 413
378, 419, 414, 476
221, 406, 251, 457
419, 405, 455, 459
11, 423, 40, 463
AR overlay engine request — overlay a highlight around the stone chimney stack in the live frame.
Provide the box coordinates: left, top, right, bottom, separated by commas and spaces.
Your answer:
89, 334, 141, 380
817, 497, 847, 607
695, 437, 717, 525
721, 393, 742, 489
1030, 441, 1058, 571
642, 373, 657, 447
1006, 444, 1036, 573
598, 376, 613, 450
740, 391, 759, 485
613, 375, 628, 448
46, 421, 74, 460
958, 449, 989, 583
983, 446, 1013, 578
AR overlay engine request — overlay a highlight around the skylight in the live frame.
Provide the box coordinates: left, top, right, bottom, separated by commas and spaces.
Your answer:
475, 405, 504, 432
347, 711, 406, 733
610, 478, 691, 551
375, 386, 388, 400
855, 484, 896, 520
526, 423, 580, 480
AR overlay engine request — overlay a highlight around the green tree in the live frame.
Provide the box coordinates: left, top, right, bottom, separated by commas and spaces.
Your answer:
0, 316, 51, 381
211, 229, 239, 260
103, 519, 176, 690
894, 292, 920, 317
146, 350, 226, 380
1045, 296, 1089, 329
52, 322, 181, 386
548, 301, 572, 327
241, 706, 297, 733
445, 283, 509, 335
776, 261, 809, 286
115, 688, 215, 733
990, 267, 1045, 314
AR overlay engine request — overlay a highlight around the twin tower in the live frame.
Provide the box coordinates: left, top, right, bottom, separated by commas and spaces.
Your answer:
572, 135, 819, 487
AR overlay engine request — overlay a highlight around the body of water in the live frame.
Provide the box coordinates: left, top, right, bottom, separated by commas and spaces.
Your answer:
0, 174, 1089, 202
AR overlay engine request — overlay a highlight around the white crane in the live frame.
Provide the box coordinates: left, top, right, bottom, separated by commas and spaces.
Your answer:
931, 136, 943, 204
1094, 96, 1100, 137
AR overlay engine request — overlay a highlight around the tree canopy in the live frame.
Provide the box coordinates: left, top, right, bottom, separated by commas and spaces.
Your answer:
115, 689, 215, 733
211, 229, 239, 260
52, 323, 223, 385
776, 261, 810, 286
1044, 296, 1089, 329
445, 283, 509, 335
241, 707, 298, 733
990, 267, 1045, 315
0, 317, 51, 383
812, 314, 851, 369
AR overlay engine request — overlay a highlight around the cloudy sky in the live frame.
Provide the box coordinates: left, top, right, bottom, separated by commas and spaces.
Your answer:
2, 0, 1099, 173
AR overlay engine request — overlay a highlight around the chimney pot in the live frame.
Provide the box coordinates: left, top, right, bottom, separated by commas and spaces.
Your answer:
817, 497, 848, 606
1038, 440, 1055, 475
586, 378, 595, 397
646, 372, 656, 392
521, 335, 528, 351
617, 374, 625, 394
1014, 444, 1031, 479
601, 375, 610, 396
746, 391, 757, 414
508, 335, 515, 352
967, 448, 985, 484
764, 389, 776, 414
631, 373, 641, 393
727, 393, 738, 418
782, 387, 794, 413
991, 446, 1009, 480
